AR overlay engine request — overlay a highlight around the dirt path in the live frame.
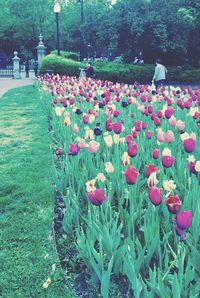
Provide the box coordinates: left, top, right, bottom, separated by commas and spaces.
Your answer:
0, 71, 35, 98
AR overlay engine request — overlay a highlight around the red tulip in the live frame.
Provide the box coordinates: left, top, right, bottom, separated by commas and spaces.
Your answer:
162, 156, 175, 168
113, 110, 120, 117
142, 122, 148, 129
132, 130, 139, 138
112, 122, 122, 134
148, 105, 154, 113
164, 194, 182, 213
149, 187, 163, 206
124, 166, 139, 185
152, 149, 160, 159
134, 120, 142, 131
154, 117, 161, 126
146, 164, 159, 177
183, 138, 196, 153
56, 148, 63, 155
106, 119, 113, 131
146, 130, 153, 139
128, 142, 138, 157
88, 189, 108, 206
125, 135, 133, 144
176, 210, 192, 230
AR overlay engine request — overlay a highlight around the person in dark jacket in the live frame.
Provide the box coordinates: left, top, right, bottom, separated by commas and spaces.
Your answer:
84, 62, 94, 78
24, 59, 30, 78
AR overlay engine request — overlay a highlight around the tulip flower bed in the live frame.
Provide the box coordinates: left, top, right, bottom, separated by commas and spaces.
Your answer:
39, 75, 200, 297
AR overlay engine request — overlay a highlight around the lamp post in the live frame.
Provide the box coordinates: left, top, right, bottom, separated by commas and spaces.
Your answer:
54, 2, 61, 56
77, 0, 84, 61
87, 43, 91, 60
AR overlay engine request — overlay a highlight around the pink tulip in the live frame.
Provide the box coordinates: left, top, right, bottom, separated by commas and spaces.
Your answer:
169, 117, 177, 126
176, 121, 185, 132
157, 130, 165, 142
83, 114, 89, 124
165, 130, 174, 143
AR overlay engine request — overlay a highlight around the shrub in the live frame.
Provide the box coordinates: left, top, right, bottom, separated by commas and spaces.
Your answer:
51, 50, 80, 61
40, 54, 84, 76
40, 54, 200, 84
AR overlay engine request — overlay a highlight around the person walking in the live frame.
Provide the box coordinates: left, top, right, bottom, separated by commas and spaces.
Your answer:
24, 59, 30, 78
152, 59, 167, 89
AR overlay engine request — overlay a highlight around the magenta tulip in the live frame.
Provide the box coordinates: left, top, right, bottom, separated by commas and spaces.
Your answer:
124, 166, 139, 185
112, 122, 122, 134
164, 194, 182, 214
162, 156, 175, 168
176, 210, 192, 230
106, 119, 113, 131
68, 144, 80, 156
88, 189, 108, 206
146, 164, 159, 177
128, 142, 138, 157
152, 149, 160, 159
149, 187, 163, 206
183, 138, 196, 153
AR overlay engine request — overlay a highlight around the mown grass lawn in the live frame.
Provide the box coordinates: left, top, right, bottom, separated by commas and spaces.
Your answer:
0, 86, 72, 297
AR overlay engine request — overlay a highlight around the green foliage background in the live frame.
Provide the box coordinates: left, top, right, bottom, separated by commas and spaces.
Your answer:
0, 0, 200, 65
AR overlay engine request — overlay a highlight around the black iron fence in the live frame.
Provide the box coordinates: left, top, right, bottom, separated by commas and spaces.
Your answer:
0, 65, 13, 78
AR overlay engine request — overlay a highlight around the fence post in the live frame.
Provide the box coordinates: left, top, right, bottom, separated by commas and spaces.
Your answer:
12, 51, 21, 79
36, 34, 46, 69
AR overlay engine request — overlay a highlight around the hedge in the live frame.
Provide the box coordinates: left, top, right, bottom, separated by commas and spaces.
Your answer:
51, 50, 80, 61
40, 54, 200, 84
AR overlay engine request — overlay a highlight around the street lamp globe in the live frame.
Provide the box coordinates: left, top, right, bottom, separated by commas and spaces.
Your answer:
54, 2, 61, 13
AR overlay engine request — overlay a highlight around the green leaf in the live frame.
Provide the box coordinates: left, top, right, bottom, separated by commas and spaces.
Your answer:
100, 256, 114, 298
172, 274, 180, 298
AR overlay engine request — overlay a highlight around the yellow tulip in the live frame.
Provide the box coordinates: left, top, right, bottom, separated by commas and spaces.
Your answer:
104, 135, 113, 147
163, 180, 176, 192
105, 162, 114, 173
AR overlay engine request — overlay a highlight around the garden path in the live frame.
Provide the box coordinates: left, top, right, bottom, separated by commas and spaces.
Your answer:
0, 70, 35, 98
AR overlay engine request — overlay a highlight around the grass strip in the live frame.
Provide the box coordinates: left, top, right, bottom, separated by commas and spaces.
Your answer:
0, 86, 72, 297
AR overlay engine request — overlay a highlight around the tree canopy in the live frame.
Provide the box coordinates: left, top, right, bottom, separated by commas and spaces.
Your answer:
0, 0, 199, 65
